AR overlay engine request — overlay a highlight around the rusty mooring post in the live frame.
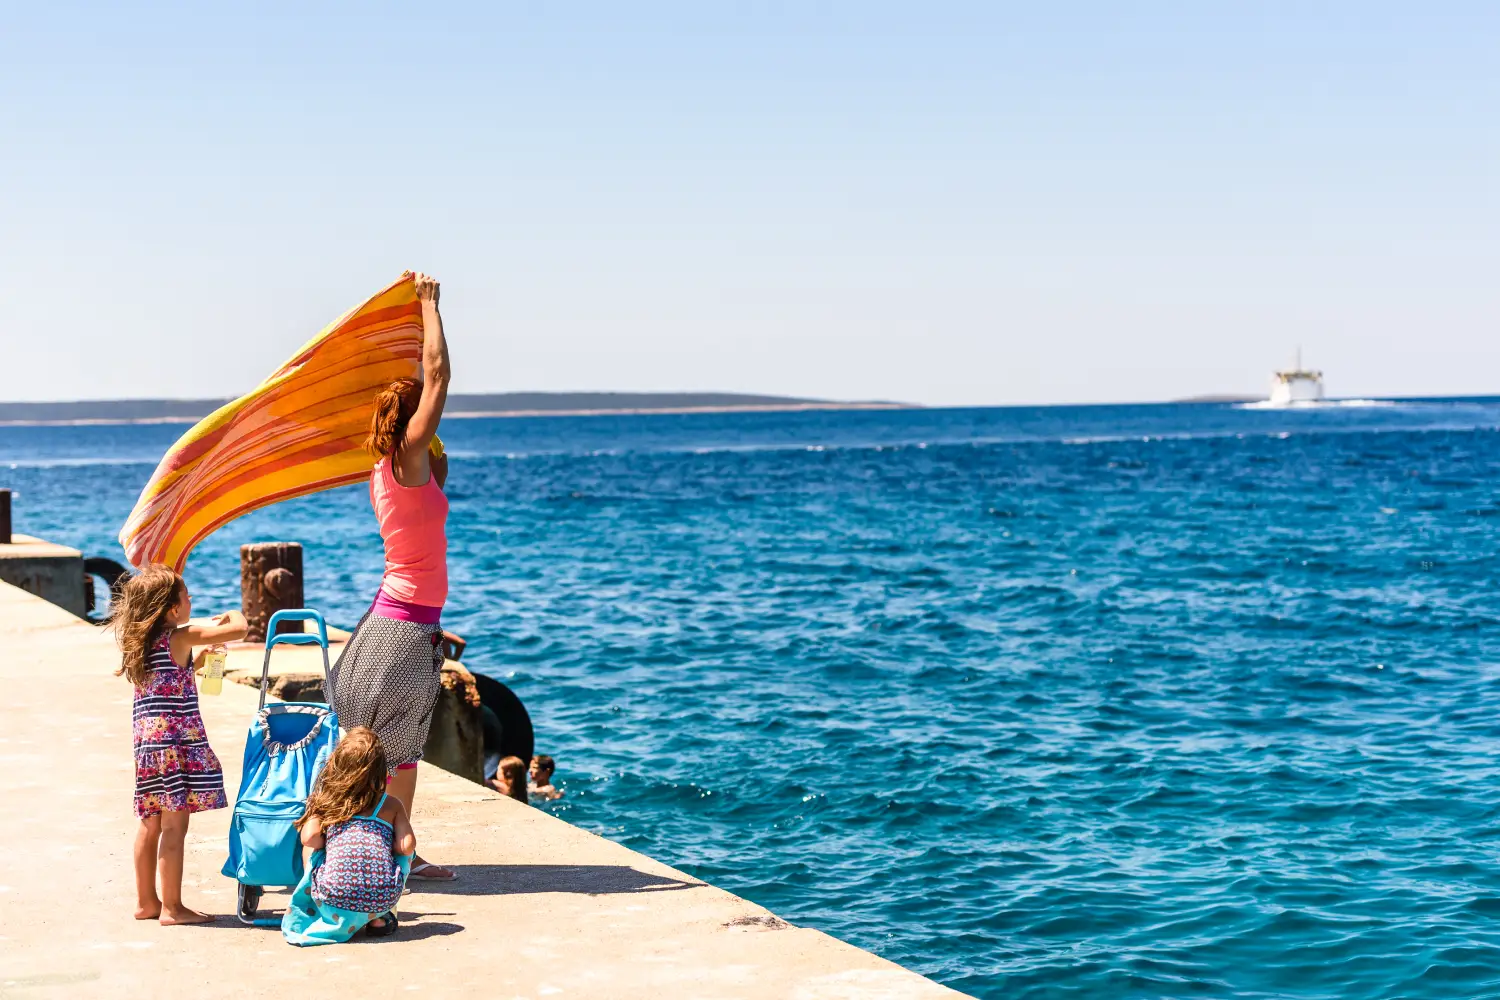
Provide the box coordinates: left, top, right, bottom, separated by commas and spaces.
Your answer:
240, 542, 305, 642
0, 489, 11, 545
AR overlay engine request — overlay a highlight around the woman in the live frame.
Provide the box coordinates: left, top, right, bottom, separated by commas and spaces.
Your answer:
330, 271, 456, 882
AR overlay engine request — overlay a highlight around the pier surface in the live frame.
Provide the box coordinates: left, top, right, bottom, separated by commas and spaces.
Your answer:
0, 580, 966, 999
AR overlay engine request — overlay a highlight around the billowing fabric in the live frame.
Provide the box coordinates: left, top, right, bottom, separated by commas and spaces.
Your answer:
132, 630, 227, 818
119, 274, 425, 571
310, 793, 405, 914
222, 703, 340, 888
330, 610, 443, 773
370, 456, 450, 607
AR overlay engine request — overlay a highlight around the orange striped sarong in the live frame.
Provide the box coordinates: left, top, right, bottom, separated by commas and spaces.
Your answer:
120, 273, 424, 571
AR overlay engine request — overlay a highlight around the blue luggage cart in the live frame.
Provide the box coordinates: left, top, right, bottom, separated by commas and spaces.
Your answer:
221, 609, 341, 925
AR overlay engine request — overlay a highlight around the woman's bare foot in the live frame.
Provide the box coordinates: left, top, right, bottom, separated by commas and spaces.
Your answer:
134, 904, 161, 920
160, 905, 215, 926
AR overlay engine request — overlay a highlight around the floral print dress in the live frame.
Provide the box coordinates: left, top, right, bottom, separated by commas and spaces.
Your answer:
132, 630, 227, 818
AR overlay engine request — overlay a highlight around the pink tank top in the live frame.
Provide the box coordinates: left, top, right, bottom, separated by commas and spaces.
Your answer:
370, 457, 449, 608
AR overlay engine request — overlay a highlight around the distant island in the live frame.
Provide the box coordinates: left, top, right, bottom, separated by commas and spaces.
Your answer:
0, 392, 913, 425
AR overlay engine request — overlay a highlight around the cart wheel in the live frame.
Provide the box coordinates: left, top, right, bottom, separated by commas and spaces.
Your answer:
237, 884, 263, 923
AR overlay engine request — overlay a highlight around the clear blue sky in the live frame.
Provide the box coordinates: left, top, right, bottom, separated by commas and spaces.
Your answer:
1, 2, 1494, 405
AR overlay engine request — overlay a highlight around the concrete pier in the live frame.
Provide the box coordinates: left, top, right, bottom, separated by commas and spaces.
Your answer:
0, 579, 968, 999
0, 533, 86, 618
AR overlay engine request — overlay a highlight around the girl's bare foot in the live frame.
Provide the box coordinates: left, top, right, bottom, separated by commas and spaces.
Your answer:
160, 905, 215, 926
134, 904, 161, 920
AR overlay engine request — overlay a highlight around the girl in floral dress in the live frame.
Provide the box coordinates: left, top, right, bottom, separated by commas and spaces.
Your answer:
108, 565, 246, 925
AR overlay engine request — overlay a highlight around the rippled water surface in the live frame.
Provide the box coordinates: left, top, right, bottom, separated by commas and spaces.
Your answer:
7, 400, 1500, 999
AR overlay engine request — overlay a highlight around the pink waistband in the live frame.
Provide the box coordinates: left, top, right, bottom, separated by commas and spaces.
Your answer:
372, 588, 442, 625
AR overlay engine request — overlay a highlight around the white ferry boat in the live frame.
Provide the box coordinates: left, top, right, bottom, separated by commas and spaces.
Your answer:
1268, 350, 1325, 406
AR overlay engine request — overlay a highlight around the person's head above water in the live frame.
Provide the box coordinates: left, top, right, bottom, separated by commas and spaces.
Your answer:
296, 726, 389, 830
106, 564, 188, 686
364, 376, 423, 459
495, 756, 529, 804
530, 755, 555, 785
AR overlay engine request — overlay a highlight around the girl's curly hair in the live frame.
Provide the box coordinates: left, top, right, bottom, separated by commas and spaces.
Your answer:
296, 727, 389, 830
105, 565, 184, 686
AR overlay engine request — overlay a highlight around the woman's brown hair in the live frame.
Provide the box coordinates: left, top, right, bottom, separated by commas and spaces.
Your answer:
497, 755, 529, 804
364, 377, 422, 458
296, 727, 389, 830
105, 565, 185, 686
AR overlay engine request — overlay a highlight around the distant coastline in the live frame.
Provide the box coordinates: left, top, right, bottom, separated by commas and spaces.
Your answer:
0, 392, 914, 427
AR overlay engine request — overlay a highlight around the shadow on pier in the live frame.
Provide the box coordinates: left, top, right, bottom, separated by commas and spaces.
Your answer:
357, 919, 467, 943
417, 864, 704, 897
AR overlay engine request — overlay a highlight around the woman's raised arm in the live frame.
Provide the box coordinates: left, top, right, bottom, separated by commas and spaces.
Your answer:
398, 272, 450, 474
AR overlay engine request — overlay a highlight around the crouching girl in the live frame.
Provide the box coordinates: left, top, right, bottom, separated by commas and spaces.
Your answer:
282, 727, 415, 944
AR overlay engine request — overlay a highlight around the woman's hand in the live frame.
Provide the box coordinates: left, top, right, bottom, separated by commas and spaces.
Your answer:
414, 272, 440, 305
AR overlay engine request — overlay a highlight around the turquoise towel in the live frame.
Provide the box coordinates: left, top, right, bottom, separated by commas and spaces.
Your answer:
281, 849, 412, 946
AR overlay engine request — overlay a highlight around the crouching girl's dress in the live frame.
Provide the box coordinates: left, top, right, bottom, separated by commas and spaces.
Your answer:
282, 792, 412, 945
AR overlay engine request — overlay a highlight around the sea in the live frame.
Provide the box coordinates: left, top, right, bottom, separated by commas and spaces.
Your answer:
6, 399, 1500, 1000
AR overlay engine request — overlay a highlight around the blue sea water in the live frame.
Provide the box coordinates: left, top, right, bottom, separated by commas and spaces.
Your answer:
6, 400, 1500, 999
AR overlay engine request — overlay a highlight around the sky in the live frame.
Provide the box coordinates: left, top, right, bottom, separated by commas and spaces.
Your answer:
0, 2, 1495, 406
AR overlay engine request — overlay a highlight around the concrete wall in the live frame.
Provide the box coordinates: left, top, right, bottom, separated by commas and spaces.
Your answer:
0, 534, 85, 618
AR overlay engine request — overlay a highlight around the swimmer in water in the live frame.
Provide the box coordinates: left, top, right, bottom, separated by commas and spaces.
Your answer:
489, 756, 528, 804
529, 754, 562, 801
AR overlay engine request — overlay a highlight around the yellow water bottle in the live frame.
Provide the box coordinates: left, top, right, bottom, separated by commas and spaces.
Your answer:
199, 645, 226, 696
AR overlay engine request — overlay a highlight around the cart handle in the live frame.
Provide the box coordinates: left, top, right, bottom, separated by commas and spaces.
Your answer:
266, 609, 329, 649
258, 609, 333, 711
